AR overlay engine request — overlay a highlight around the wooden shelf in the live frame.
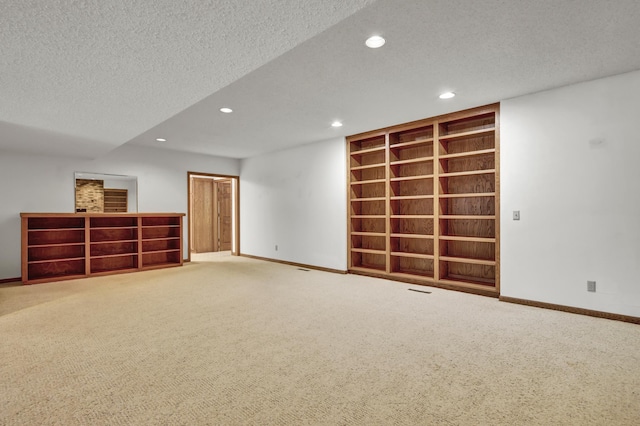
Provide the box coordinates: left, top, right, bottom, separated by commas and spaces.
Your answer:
26, 274, 87, 284
439, 169, 495, 178
90, 268, 138, 276
143, 249, 181, 255
21, 213, 184, 284
390, 271, 435, 281
142, 250, 182, 267
90, 239, 137, 245
439, 127, 494, 141
91, 226, 137, 231
28, 244, 85, 263
349, 134, 386, 154
390, 157, 434, 166
438, 278, 498, 291
439, 148, 495, 160
391, 215, 434, 219
390, 233, 434, 239
28, 241, 85, 248
390, 195, 434, 200
27, 232, 84, 246
439, 193, 495, 198
349, 266, 386, 274
347, 104, 499, 293
350, 163, 386, 171
141, 216, 182, 226
141, 262, 182, 271
90, 253, 137, 259
351, 248, 386, 255
439, 235, 496, 243
28, 227, 84, 232
142, 238, 180, 253
440, 256, 496, 266
390, 174, 434, 182
440, 215, 496, 220
351, 197, 387, 202
141, 227, 180, 240
390, 252, 434, 260
350, 146, 385, 155
390, 138, 434, 149
350, 178, 386, 185
28, 256, 85, 264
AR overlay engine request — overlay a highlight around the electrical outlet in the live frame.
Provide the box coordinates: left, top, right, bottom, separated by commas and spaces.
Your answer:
513, 211, 520, 220
587, 280, 596, 292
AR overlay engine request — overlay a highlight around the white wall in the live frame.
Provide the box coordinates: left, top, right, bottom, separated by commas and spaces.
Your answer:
5, 70, 639, 318
240, 137, 347, 271
238, 71, 640, 317
501, 70, 640, 317
0, 144, 239, 280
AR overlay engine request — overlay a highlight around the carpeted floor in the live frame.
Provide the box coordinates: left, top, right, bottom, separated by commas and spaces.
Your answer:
1, 254, 639, 425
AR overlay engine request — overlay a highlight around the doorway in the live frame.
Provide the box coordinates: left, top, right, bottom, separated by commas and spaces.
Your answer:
187, 172, 239, 261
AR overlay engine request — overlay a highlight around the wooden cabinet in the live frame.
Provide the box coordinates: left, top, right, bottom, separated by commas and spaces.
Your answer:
23, 216, 87, 283
21, 213, 185, 284
141, 216, 183, 267
347, 104, 499, 295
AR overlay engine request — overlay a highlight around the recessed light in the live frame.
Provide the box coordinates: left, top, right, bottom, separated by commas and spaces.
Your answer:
220, 107, 233, 113
439, 92, 456, 99
365, 35, 385, 49
155, 138, 166, 142
331, 121, 343, 128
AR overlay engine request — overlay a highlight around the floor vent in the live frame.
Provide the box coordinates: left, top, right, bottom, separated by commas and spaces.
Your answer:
408, 288, 431, 294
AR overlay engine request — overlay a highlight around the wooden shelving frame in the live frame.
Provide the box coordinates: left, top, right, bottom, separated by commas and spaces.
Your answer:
347, 104, 500, 295
21, 212, 185, 284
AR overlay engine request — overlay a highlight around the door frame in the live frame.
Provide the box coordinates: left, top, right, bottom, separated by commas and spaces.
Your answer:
187, 171, 240, 262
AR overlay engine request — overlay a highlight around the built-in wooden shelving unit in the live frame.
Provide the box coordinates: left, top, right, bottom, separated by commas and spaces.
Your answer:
347, 104, 499, 295
21, 213, 184, 284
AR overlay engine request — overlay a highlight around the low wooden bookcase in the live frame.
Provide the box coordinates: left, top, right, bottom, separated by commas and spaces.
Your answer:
21, 213, 185, 284
347, 104, 499, 295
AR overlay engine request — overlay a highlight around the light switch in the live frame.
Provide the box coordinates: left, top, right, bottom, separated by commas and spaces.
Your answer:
513, 211, 520, 220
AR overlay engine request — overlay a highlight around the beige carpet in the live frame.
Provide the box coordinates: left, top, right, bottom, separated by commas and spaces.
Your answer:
1, 254, 639, 425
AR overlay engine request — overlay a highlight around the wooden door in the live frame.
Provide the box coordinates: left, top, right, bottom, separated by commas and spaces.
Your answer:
191, 178, 215, 253
216, 180, 232, 251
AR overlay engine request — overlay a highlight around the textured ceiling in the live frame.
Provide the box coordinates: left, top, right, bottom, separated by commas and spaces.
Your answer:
0, 0, 375, 157
2, 0, 640, 159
